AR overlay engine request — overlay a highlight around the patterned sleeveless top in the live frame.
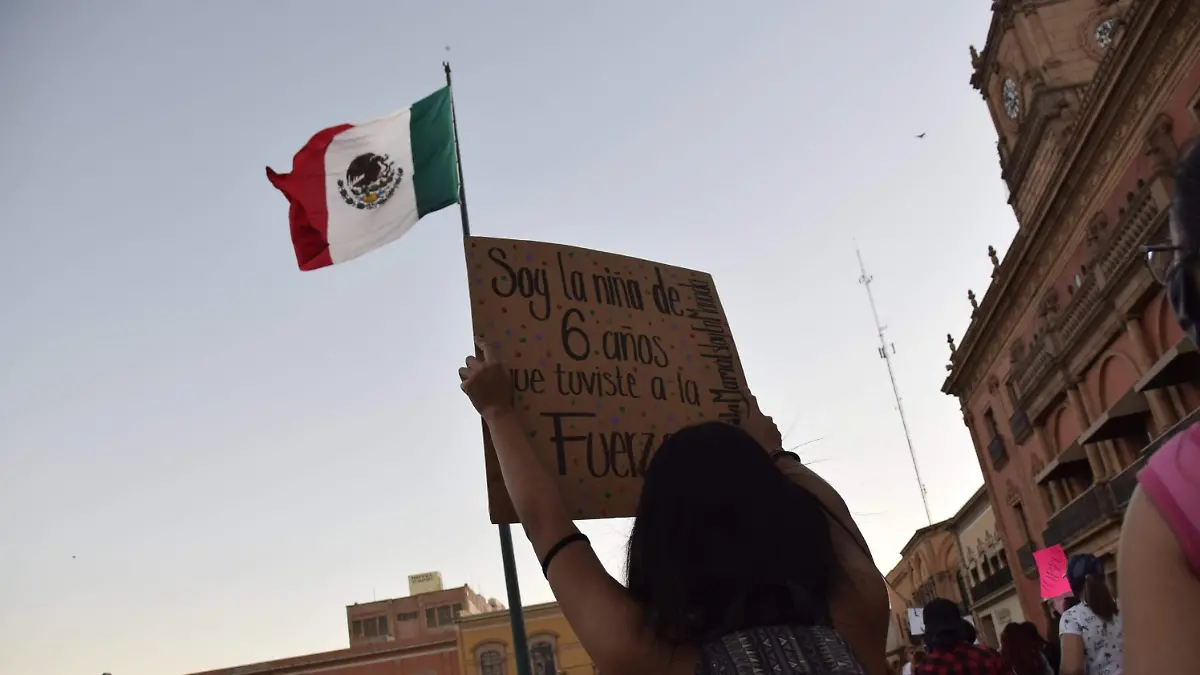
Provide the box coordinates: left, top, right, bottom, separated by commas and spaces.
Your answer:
696, 624, 867, 675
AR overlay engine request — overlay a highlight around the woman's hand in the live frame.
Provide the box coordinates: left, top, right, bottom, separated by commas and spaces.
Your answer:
459, 341, 513, 419
743, 391, 783, 453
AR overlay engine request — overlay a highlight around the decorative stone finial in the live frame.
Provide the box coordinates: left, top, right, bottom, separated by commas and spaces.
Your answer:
969, 45, 980, 68
947, 333, 957, 355
988, 245, 1000, 272
968, 289, 979, 312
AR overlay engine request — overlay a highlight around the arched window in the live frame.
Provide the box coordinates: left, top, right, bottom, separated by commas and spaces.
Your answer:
529, 634, 559, 675
476, 644, 506, 675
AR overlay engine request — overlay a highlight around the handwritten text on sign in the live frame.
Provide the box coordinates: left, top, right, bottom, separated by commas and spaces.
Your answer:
465, 237, 747, 523
1033, 545, 1072, 599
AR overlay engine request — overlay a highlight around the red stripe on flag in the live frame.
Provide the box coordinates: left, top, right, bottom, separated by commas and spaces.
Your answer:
266, 123, 354, 271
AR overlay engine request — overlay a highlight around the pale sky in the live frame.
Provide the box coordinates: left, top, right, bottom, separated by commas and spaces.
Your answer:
0, 2, 1016, 674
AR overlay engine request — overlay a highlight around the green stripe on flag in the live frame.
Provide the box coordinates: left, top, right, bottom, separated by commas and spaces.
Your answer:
409, 87, 460, 218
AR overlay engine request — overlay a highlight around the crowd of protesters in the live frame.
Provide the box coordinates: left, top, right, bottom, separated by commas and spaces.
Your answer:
880, 141, 1200, 675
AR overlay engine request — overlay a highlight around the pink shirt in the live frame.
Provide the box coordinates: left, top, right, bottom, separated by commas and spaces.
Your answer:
1138, 421, 1200, 575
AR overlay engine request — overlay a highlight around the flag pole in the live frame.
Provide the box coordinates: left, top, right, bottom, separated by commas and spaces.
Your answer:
444, 61, 534, 675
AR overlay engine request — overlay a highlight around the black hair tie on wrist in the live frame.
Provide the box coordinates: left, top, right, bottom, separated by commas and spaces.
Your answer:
773, 450, 801, 463
541, 532, 590, 578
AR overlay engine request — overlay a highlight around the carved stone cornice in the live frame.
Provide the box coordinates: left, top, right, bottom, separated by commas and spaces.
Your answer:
944, 0, 1200, 400
971, 9, 1009, 95
1001, 85, 1079, 211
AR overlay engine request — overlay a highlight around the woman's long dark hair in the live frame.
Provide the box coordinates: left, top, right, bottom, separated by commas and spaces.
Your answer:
1081, 573, 1119, 622
1001, 622, 1046, 675
625, 421, 838, 645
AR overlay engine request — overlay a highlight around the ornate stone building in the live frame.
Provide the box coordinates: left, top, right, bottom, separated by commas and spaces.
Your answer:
457, 602, 597, 675
950, 487, 1025, 649
885, 520, 967, 662
185, 577, 508, 675
943, 0, 1200, 635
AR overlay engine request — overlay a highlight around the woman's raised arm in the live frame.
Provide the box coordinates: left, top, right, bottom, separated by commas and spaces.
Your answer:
459, 343, 691, 675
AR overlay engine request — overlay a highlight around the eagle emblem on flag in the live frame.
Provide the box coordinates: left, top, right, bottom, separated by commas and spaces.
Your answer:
337, 152, 403, 210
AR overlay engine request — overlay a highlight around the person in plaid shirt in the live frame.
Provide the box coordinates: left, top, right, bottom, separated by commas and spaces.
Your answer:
914, 599, 1005, 675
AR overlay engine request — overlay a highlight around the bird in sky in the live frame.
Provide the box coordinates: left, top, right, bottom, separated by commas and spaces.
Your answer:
915, 132, 926, 139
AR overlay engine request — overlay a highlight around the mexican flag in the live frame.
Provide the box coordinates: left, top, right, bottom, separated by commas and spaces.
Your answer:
266, 87, 460, 271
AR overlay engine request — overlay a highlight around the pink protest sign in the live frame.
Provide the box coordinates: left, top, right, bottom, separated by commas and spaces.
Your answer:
1033, 545, 1072, 599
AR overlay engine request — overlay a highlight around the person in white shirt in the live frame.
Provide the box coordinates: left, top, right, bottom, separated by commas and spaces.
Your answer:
1059, 555, 1122, 675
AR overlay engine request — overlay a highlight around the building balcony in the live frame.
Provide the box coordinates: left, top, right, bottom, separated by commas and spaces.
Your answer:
1007, 179, 1169, 413
1009, 407, 1033, 445
1134, 338, 1200, 392
1034, 442, 1090, 488
987, 435, 1008, 470
969, 567, 1014, 605
1110, 405, 1200, 509
1042, 483, 1119, 549
1110, 457, 1147, 512
1016, 544, 1036, 576
1096, 180, 1167, 286
1013, 334, 1056, 404
1077, 389, 1151, 446
914, 579, 938, 607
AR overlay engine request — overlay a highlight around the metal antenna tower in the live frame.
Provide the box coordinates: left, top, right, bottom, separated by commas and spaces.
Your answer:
856, 246, 933, 525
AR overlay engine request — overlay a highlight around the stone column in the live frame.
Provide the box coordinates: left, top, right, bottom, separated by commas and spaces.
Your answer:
1048, 480, 1066, 510
1067, 383, 1107, 480
1124, 315, 1179, 430
1099, 442, 1123, 476
1034, 423, 1056, 464
1070, 475, 1087, 496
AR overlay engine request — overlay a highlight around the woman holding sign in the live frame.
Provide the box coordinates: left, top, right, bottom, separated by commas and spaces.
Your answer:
460, 342, 889, 675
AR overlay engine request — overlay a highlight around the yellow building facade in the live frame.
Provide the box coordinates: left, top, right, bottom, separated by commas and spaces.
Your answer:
457, 602, 595, 675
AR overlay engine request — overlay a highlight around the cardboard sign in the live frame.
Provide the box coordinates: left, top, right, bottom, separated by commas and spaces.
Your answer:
907, 608, 924, 635
1033, 545, 1072, 599
907, 607, 973, 637
465, 236, 747, 523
